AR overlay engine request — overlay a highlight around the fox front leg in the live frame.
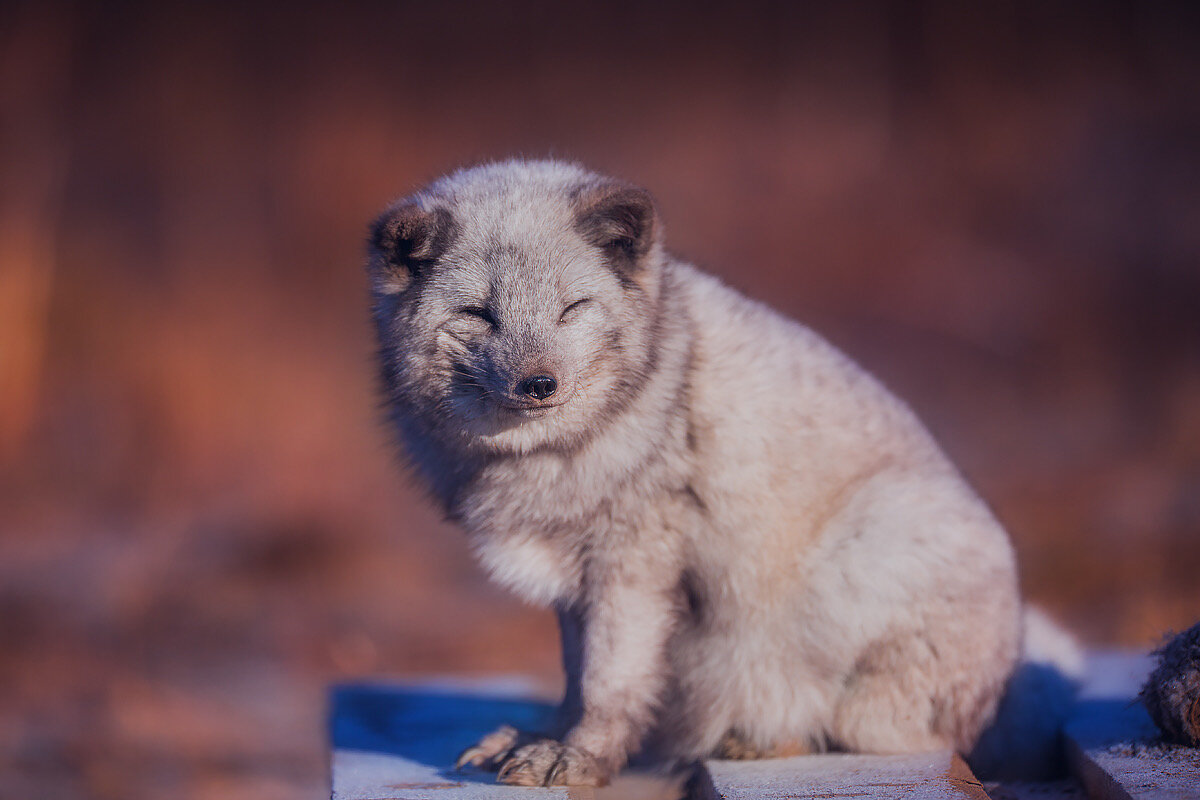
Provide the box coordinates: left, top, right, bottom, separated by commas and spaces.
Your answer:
497, 572, 678, 786
455, 606, 583, 774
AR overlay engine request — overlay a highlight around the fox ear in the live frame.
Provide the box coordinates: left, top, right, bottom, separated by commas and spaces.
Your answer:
574, 182, 658, 274
367, 201, 456, 294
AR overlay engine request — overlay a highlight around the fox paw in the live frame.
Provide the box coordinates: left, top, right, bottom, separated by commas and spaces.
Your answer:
496, 740, 608, 787
455, 725, 530, 771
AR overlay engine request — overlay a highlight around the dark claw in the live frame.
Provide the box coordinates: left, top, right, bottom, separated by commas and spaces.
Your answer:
454, 747, 482, 771
497, 756, 526, 782
545, 752, 567, 786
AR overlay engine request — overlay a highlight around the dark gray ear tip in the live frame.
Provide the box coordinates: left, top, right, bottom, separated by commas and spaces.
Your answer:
575, 181, 657, 216
369, 201, 421, 249
367, 208, 399, 255
370, 201, 457, 266
573, 181, 659, 260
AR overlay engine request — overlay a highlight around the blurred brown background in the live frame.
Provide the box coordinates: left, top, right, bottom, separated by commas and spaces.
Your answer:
1, 1, 1198, 798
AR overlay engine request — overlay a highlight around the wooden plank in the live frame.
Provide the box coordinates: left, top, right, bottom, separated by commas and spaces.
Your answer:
1064, 652, 1200, 800
691, 750, 990, 800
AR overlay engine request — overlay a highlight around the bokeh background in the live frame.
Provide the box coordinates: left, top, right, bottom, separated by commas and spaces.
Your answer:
2, 2, 1198, 798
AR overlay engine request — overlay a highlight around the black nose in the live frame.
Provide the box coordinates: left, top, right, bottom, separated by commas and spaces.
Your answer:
521, 375, 557, 400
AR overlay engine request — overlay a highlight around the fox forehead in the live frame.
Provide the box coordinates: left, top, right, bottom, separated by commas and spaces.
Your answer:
419, 159, 603, 254
431, 233, 613, 306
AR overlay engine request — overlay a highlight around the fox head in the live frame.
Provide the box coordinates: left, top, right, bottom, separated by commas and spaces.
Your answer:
368, 161, 666, 455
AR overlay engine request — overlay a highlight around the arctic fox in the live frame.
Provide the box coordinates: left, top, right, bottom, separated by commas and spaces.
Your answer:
367, 160, 1023, 786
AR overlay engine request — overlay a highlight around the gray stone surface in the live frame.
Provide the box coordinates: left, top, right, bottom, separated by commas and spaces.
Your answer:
1064, 652, 1200, 800
692, 750, 989, 800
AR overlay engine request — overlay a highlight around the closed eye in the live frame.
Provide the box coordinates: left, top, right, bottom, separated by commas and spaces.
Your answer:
457, 306, 495, 325
559, 298, 591, 322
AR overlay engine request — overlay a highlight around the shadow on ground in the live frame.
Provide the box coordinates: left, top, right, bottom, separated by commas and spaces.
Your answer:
330, 682, 554, 782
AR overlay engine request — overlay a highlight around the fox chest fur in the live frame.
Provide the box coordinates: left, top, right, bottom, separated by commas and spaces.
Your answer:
447, 395, 698, 608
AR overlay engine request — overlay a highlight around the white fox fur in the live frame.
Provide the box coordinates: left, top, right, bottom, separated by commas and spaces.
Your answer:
368, 160, 1031, 786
